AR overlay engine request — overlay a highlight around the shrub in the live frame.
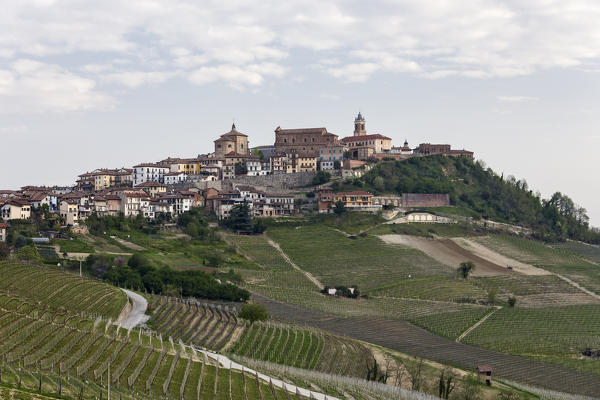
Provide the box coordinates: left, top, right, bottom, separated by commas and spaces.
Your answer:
238, 303, 268, 324
508, 296, 517, 307
457, 261, 475, 279
17, 245, 42, 263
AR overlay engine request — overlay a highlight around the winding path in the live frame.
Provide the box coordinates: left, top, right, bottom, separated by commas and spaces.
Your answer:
118, 289, 151, 329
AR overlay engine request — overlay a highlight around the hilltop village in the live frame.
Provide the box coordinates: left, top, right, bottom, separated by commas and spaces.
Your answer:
0, 113, 473, 230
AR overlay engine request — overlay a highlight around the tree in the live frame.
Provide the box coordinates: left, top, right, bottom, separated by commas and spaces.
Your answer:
225, 202, 253, 233
438, 368, 457, 399
0, 242, 10, 260
333, 160, 342, 170
365, 359, 388, 383
17, 245, 42, 263
14, 235, 29, 249
458, 373, 482, 400
457, 261, 475, 279
238, 303, 268, 324
405, 357, 424, 391
312, 171, 331, 186
333, 200, 346, 215
508, 296, 517, 307
234, 162, 248, 176
374, 176, 385, 192
487, 288, 498, 304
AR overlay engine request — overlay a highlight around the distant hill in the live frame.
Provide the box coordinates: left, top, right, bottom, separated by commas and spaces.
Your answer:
336, 155, 599, 244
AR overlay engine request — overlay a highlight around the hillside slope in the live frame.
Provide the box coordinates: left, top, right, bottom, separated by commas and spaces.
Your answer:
338, 155, 599, 243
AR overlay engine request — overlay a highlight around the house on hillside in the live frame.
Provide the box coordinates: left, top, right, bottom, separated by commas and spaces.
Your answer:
1, 199, 31, 221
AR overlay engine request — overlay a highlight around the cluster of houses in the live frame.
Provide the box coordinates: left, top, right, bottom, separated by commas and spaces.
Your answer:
0, 113, 472, 237
75, 113, 473, 190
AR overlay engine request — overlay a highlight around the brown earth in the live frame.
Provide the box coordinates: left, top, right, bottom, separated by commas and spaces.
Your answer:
378, 234, 512, 276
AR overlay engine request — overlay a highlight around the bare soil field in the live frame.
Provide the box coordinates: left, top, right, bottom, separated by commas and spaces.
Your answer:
452, 237, 550, 276
378, 234, 514, 276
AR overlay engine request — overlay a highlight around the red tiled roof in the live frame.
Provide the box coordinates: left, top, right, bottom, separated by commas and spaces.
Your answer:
335, 191, 374, 196
136, 181, 166, 188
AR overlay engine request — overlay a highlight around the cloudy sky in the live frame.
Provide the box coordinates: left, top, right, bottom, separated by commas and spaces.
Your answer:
1, 0, 599, 225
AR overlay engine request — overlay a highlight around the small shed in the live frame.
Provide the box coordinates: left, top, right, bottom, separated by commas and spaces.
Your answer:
477, 365, 493, 386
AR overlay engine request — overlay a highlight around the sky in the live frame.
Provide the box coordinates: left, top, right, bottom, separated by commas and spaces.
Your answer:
0, 0, 599, 226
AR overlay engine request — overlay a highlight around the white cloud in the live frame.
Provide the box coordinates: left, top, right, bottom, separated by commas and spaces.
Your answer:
104, 71, 178, 88
0, 125, 28, 134
327, 63, 380, 83
497, 96, 540, 103
0, 59, 114, 113
1, 0, 600, 108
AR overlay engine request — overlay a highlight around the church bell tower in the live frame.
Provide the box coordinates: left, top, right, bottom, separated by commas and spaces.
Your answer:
354, 112, 366, 136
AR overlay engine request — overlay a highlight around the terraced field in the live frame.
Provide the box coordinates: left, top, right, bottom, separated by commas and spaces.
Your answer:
149, 296, 377, 379
254, 294, 600, 397
0, 261, 126, 319
0, 274, 315, 400
148, 296, 242, 352
230, 322, 375, 378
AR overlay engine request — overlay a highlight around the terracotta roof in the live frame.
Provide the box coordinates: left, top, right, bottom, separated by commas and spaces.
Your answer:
133, 163, 169, 168
340, 134, 391, 142
136, 181, 166, 188
0, 223, 6, 229
27, 192, 51, 201
275, 127, 326, 134
335, 191, 374, 196
215, 123, 248, 139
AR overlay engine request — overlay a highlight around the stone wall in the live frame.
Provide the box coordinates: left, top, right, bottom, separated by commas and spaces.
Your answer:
230, 172, 318, 191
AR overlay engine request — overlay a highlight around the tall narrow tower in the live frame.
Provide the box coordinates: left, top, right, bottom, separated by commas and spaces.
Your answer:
353, 112, 366, 136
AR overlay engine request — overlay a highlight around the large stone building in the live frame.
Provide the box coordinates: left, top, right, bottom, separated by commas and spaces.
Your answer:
274, 127, 339, 157
414, 143, 474, 158
341, 113, 392, 159
214, 124, 250, 157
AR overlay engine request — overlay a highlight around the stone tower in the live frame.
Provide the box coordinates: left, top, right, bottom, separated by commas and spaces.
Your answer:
353, 112, 366, 136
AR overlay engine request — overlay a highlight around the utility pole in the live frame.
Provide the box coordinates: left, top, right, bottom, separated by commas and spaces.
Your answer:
80, 259, 82, 277
108, 361, 111, 400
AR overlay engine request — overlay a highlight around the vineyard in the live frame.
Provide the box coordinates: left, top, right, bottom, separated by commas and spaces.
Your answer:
148, 296, 377, 379
0, 261, 126, 319
265, 224, 453, 290
472, 235, 600, 294
148, 296, 242, 352
254, 294, 600, 397
461, 304, 600, 375
0, 271, 325, 400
